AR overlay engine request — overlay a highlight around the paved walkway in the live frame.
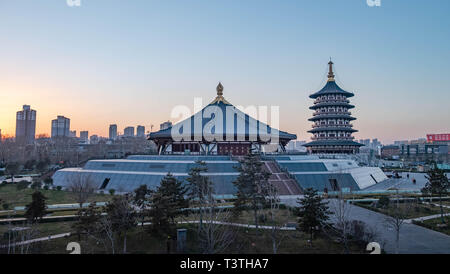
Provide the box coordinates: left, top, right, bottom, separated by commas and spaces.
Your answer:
0, 232, 71, 248
405, 213, 450, 223
281, 197, 450, 254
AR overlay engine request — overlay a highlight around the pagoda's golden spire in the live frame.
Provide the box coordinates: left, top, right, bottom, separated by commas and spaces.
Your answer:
327, 58, 335, 82
217, 82, 223, 96
210, 82, 230, 104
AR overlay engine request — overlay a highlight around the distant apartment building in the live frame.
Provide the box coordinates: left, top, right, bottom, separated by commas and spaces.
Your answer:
16, 105, 36, 144
160, 121, 172, 130
358, 139, 371, 147
398, 134, 450, 156
124, 127, 134, 137
394, 140, 408, 146
109, 124, 118, 140
381, 145, 400, 159
69, 130, 77, 138
286, 140, 307, 152
51, 116, 71, 138
80, 131, 89, 142
136, 125, 145, 137
90, 134, 99, 144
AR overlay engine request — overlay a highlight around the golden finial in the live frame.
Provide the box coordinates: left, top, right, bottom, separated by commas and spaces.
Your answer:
210, 82, 230, 105
216, 82, 223, 96
327, 58, 335, 82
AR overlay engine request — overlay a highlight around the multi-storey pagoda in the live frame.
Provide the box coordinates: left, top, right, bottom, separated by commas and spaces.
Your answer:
304, 61, 363, 154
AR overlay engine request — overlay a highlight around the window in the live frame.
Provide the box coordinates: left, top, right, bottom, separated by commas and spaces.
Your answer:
149, 164, 165, 169
329, 179, 339, 191
100, 178, 111, 189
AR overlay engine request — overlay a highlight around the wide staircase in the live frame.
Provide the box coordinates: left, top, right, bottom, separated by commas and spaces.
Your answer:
262, 160, 303, 195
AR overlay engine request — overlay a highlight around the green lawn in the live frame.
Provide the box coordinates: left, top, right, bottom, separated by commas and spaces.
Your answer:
0, 207, 369, 254
0, 184, 112, 208
414, 216, 450, 236
355, 201, 450, 219
5, 223, 366, 254
0, 220, 75, 236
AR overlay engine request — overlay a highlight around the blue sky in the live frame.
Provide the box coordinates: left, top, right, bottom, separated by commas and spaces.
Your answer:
0, 0, 449, 143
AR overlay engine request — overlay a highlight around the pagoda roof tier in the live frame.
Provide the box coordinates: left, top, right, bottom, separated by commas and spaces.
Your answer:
309, 102, 355, 110
149, 83, 297, 144
309, 81, 354, 99
307, 127, 357, 133
303, 140, 364, 147
308, 114, 356, 121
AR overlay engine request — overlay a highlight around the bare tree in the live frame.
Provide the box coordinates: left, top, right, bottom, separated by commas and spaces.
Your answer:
197, 185, 236, 254
264, 180, 287, 254
105, 194, 137, 254
68, 173, 96, 208
98, 215, 116, 254
385, 195, 412, 254
327, 191, 353, 253
0, 222, 40, 254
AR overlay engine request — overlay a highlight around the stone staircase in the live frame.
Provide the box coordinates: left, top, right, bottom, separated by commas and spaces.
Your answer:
263, 160, 303, 195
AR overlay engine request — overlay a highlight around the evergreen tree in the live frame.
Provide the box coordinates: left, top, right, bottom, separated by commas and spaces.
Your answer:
72, 201, 102, 241
232, 153, 271, 229
5, 162, 20, 184
422, 163, 449, 224
134, 184, 151, 228
186, 161, 213, 231
25, 191, 47, 223
148, 173, 188, 237
296, 188, 332, 242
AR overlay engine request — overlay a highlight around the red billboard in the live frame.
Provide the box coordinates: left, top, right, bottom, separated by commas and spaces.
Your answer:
427, 134, 450, 142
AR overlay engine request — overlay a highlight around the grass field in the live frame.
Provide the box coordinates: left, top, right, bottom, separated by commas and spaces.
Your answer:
181, 208, 298, 227
355, 201, 450, 219
0, 207, 368, 254
414, 216, 450, 236
0, 184, 112, 208
3, 223, 366, 254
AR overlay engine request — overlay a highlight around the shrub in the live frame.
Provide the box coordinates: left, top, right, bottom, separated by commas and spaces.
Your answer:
349, 220, 377, 245
2, 203, 9, 210
43, 185, 49, 190
31, 181, 42, 189
109, 189, 116, 195
377, 196, 390, 208
258, 213, 267, 224
44, 177, 53, 185
56, 186, 62, 191
16, 180, 30, 190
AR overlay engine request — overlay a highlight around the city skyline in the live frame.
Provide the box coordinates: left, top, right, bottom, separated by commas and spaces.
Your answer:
1, 0, 449, 143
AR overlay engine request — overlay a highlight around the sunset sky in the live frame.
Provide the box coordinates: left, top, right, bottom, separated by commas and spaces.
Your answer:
0, 0, 449, 143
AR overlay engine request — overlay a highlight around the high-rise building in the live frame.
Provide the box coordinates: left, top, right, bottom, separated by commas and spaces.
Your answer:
51, 116, 71, 138
15, 105, 36, 144
136, 125, 145, 137
160, 121, 172, 130
109, 124, 117, 140
80, 131, 89, 142
124, 127, 134, 137
69, 130, 77, 138
304, 61, 363, 154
